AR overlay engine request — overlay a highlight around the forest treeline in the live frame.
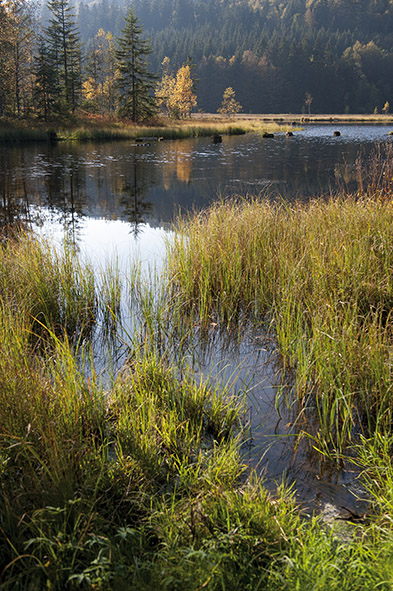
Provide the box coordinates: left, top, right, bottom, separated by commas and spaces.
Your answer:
137, 0, 393, 114
1, 0, 393, 119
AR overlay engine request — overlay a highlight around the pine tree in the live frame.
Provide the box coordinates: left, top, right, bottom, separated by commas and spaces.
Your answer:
115, 6, 156, 122
44, 0, 82, 114
34, 37, 58, 120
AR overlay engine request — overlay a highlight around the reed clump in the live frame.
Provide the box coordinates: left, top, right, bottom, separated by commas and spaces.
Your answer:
0, 233, 97, 342
0, 126, 55, 143
168, 194, 393, 453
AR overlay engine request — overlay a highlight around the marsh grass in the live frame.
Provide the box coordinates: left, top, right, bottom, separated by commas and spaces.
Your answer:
0, 116, 283, 144
3, 223, 393, 589
57, 120, 280, 142
167, 190, 393, 454
0, 233, 97, 343
0, 273, 293, 588
0, 126, 55, 143
0, 232, 294, 590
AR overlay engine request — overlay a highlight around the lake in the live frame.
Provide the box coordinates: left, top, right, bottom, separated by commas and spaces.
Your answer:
2, 123, 391, 513
2, 123, 392, 241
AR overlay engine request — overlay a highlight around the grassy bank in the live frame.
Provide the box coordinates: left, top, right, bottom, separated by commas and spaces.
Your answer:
0, 125, 57, 143
3, 206, 393, 588
3, 112, 393, 144
0, 115, 285, 144
196, 112, 393, 125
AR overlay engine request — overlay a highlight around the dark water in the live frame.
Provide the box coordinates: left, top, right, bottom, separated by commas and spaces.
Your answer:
2, 123, 389, 514
1, 123, 391, 236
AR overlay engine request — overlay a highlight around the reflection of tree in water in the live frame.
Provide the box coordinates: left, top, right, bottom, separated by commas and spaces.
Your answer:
0, 185, 29, 236
0, 149, 37, 238
60, 174, 82, 247
0, 175, 44, 240
45, 153, 87, 246
119, 151, 154, 237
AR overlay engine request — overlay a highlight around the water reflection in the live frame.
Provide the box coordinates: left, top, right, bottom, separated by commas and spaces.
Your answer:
0, 124, 392, 239
118, 154, 154, 236
172, 322, 366, 512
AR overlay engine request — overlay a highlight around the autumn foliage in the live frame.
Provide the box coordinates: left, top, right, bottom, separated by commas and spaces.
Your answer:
156, 59, 197, 118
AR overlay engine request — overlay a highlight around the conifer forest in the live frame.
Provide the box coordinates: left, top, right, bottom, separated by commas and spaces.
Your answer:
2, 0, 393, 119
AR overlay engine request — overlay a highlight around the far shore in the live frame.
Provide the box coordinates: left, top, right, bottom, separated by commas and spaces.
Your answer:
192, 112, 393, 125
1, 112, 393, 144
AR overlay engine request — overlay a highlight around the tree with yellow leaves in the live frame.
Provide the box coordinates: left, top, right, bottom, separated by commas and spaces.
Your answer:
83, 29, 117, 116
0, 0, 36, 117
218, 87, 242, 117
155, 58, 197, 119
173, 64, 197, 118
155, 58, 177, 116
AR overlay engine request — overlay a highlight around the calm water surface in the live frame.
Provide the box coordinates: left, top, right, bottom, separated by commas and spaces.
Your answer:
2, 123, 390, 513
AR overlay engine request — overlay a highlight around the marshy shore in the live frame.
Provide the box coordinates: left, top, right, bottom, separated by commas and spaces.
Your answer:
2, 138, 393, 590
0, 114, 284, 144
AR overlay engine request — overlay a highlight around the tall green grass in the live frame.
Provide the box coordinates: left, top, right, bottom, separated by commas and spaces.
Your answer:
167, 193, 393, 454
3, 226, 393, 589
0, 233, 97, 342
0, 283, 290, 588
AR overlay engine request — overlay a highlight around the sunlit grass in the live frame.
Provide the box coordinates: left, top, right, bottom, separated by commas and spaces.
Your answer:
58, 120, 282, 142
0, 114, 285, 143
167, 189, 393, 455
4, 182, 393, 588
0, 233, 97, 342
0, 252, 284, 587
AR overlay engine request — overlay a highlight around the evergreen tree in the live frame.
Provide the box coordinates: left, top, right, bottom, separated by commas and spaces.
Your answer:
34, 37, 58, 120
44, 0, 82, 114
115, 6, 156, 122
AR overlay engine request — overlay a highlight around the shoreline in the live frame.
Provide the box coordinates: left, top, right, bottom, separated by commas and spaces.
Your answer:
192, 112, 393, 125
2, 112, 393, 144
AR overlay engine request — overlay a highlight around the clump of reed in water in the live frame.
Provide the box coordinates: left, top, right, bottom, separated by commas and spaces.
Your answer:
167, 187, 393, 454
0, 273, 289, 589
0, 234, 97, 342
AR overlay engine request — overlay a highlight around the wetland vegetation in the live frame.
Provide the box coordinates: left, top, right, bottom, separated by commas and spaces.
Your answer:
3, 143, 393, 589
0, 114, 284, 144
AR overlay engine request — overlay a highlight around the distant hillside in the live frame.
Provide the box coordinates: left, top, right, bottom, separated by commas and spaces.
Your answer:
75, 0, 393, 113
